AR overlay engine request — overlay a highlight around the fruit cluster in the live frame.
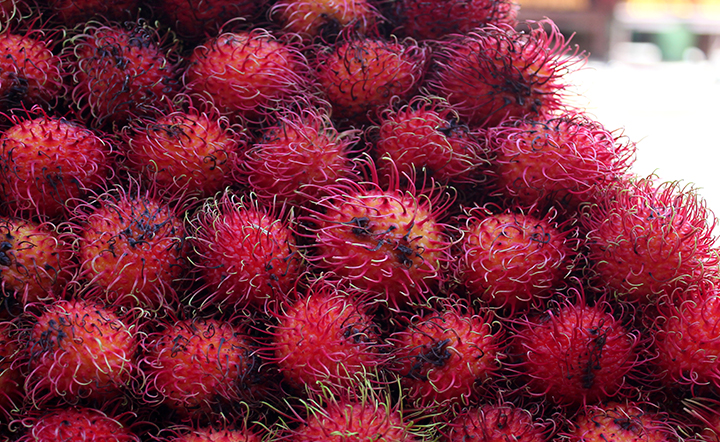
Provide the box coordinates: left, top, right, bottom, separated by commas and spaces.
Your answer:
0, 0, 718, 441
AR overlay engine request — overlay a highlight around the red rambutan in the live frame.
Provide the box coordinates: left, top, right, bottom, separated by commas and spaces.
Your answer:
0, 320, 22, 420
16, 406, 140, 441
46, 0, 140, 26
156, 0, 261, 41
441, 402, 550, 442
271, 0, 381, 40
428, 20, 583, 127
166, 426, 263, 442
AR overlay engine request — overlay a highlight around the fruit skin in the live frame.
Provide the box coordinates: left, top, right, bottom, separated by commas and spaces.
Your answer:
19, 299, 138, 406
269, 277, 386, 394
140, 317, 255, 419
392, 0, 519, 41
0, 320, 22, 421
509, 292, 642, 407
67, 21, 179, 126
314, 35, 429, 125
183, 29, 309, 122
442, 402, 550, 442
582, 175, 718, 304
488, 113, 636, 210
123, 107, 244, 201
455, 206, 575, 314
156, 0, 262, 41
389, 299, 503, 408
15, 406, 140, 441
563, 401, 677, 442
0, 217, 74, 306
428, 20, 583, 128
0, 113, 113, 219
0, 30, 64, 110
271, 0, 380, 40
72, 183, 187, 310
187, 190, 303, 311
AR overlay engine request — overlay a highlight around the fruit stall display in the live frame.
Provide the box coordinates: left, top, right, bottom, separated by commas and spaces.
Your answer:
0, 0, 717, 441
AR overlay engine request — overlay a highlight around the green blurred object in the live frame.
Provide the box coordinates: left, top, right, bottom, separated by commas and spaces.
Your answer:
655, 23, 695, 61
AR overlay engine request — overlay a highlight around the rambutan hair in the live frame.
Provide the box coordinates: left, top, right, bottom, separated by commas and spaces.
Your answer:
0, 319, 23, 421
13, 406, 142, 441
428, 19, 585, 128
270, 0, 382, 41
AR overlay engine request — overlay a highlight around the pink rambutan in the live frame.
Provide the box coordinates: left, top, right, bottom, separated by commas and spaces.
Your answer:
389, 299, 503, 407
141, 317, 255, 419
239, 102, 360, 207
428, 20, 583, 127
156, 0, 261, 41
71, 183, 187, 310
0, 216, 74, 306
372, 96, 487, 186
66, 20, 179, 126
187, 191, 303, 311
441, 402, 550, 442
122, 107, 244, 200
16, 406, 140, 441
0, 320, 22, 420
183, 29, 309, 122
269, 277, 386, 394
581, 175, 718, 303
509, 291, 642, 407
314, 35, 429, 125
0, 112, 113, 219
20, 298, 139, 406
488, 113, 635, 209
455, 206, 575, 314
0, 29, 64, 110
300, 158, 454, 309
392, 0, 519, 41
271, 0, 381, 40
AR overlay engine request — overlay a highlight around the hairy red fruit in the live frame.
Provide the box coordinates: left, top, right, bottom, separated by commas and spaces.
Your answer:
509, 294, 642, 406
67, 21, 178, 126
392, 0, 518, 40
188, 191, 302, 310
442, 403, 550, 442
389, 302, 502, 407
240, 104, 360, 207
315, 36, 428, 125
17, 406, 140, 442
0, 321, 22, 420
73, 185, 187, 310
21, 299, 138, 405
46, 0, 139, 25
429, 20, 583, 127
141, 317, 255, 418
157, 0, 261, 41
456, 207, 574, 314
270, 278, 386, 394
300, 163, 454, 309
168, 426, 263, 442
582, 176, 718, 303
123, 109, 244, 200
489, 113, 636, 209
0, 114, 113, 218
564, 401, 677, 442
271, 0, 380, 40
184, 29, 309, 122
0, 30, 63, 110
0, 217, 74, 306
373, 96, 487, 186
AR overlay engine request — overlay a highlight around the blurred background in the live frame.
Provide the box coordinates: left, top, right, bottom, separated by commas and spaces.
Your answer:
520, 0, 720, 236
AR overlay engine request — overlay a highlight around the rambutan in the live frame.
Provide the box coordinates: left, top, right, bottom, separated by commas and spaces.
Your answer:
392, 0, 519, 41
122, 107, 244, 201
0, 112, 113, 219
166, 426, 263, 442
0, 320, 22, 420
314, 35, 428, 125
156, 0, 261, 41
581, 176, 718, 304
141, 317, 255, 419
0, 29, 63, 110
71, 183, 187, 310
372, 96, 487, 186
183, 29, 309, 122
428, 20, 583, 127
20, 298, 139, 406
441, 402, 550, 442
300, 158, 454, 309
389, 299, 503, 408
509, 292, 642, 407
0, 216, 74, 306
455, 206, 575, 314
66, 20, 179, 126
269, 277, 386, 394
271, 0, 381, 40
239, 102, 360, 207
46, 0, 140, 26
187, 191, 303, 311
16, 406, 140, 441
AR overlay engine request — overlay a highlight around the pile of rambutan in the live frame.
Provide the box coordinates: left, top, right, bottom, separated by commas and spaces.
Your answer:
0, 1, 716, 441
